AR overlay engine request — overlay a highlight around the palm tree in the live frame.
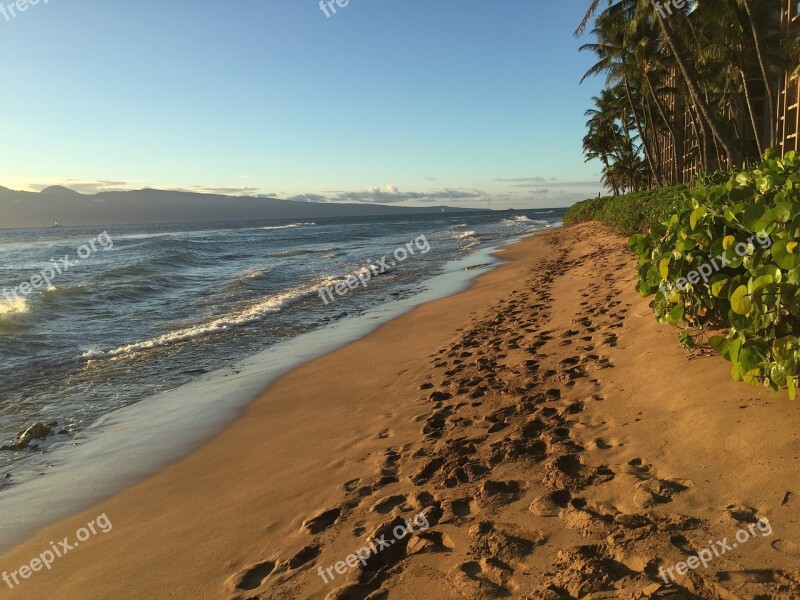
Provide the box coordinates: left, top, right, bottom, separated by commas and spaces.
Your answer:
580, 9, 665, 186
584, 90, 628, 194
575, 0, 775, 171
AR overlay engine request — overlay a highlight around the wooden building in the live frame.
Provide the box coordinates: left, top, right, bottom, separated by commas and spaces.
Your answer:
777, 0, 800, 156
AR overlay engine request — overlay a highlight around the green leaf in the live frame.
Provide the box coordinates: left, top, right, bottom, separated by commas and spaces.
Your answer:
772, 238, 800, 270
743, 203, 767, 231
627, 234, 646, 256
690, 206, 706, 230
667, 302, 684, 325
739, 344, 766, 372
709, 335, 730, 360
658, 256, 671, 280
709, 274, 730, 298
773, 336, 798, 362
730, 285, 752, 315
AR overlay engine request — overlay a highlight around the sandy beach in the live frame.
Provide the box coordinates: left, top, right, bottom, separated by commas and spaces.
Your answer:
2, 223, 800, 600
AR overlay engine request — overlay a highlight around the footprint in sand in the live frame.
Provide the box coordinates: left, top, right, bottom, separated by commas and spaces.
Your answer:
371, 494, 407, 514
287, 544, 321, 570
450, 559, 513, 599
543, 454, 615, 491
479, 479, 524, 502
227, 560, 275, 591
535, 544, 631, 599
772, 539, 800, 557
633, 477, 690, 509
468, 521, 540, 567
529, 489, 571, 517
302, 507, 341, 534
726, 504, 759, 523
450, 498, 481, 518
589, 437, 614, 450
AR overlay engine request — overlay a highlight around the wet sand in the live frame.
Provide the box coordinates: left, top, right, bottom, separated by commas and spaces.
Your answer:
1, 223, 799, 599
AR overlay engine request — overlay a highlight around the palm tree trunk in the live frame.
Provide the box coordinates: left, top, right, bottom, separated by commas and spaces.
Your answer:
740, 67, 764, 158
644, 71, 680, 185
624, 77, 664, 188
652, 1, 741, 166
687, 100, 708, 173
601, 156, 619, 196
741, 0, 776, 148
643, 95, 663, 186
703, 89, 727, 170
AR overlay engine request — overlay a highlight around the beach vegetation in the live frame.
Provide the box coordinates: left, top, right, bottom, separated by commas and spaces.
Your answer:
626, 151, 800, 397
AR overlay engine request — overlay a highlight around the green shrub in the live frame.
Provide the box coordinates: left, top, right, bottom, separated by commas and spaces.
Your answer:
692, 169, 737, 189
628, 150, 800, 397
564, 185, 687, 236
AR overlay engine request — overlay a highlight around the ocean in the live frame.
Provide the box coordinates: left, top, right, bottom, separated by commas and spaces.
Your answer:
0, 210, 564, 485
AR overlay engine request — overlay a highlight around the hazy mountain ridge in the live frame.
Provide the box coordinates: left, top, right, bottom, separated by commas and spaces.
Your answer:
0, 187, 483, 228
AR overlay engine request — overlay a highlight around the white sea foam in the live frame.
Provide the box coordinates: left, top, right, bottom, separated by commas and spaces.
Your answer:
502, 215, 534, 225
0, 297, 30, 317
80, 277, 335, 360
259, 222, 316, 231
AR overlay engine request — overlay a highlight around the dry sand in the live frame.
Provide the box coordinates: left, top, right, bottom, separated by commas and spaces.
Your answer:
1, 223, 799, 599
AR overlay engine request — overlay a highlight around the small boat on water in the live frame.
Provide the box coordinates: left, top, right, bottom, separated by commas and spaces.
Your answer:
52, 220, 63, 228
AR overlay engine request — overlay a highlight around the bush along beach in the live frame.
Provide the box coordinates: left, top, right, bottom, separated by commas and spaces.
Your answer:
564, 185, 687, 236
627, 151, 800, 397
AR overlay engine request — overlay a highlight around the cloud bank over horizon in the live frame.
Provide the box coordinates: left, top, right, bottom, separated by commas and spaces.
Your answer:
7, 175, 603, 210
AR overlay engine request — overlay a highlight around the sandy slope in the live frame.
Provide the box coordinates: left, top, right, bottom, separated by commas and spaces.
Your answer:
1, 223, 799, 599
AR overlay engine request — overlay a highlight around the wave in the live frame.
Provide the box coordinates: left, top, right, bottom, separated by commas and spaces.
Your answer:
79, 277, 336, 360
42, 285, 90, 298
241, 270, 269, 282
503, 215, 533, 225
0, 297, 30, 317
0, 298, 31, 332
267, 248, 328, 258
452, 230, 478, 240
259, 222, 316, 231
103, 251, 203, 278
502, 216, 551, 229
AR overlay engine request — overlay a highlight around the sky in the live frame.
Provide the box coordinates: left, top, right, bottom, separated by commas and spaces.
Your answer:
0, 0, 605, 209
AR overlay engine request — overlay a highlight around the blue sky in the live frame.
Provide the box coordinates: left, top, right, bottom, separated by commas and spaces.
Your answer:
0, 0, 604, 208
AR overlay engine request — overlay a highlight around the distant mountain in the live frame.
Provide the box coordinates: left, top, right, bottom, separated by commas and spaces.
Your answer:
39, 185, 82, 196
0, 187, 483, 228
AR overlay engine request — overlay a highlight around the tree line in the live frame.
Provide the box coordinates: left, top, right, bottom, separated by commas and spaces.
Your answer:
578, 0, 800, 194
